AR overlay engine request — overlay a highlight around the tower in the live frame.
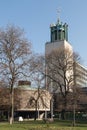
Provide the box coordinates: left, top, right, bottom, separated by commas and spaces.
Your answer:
45, 17, 87, 92
45, 15, 87, 115
45, 18, 73, 92
45, 18, 72, 55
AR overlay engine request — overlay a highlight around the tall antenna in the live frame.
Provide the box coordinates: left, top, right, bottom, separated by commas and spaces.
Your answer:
57, 8, 61, 23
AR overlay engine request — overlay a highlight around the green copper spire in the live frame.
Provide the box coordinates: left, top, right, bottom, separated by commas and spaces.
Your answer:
50, 19, 68, 42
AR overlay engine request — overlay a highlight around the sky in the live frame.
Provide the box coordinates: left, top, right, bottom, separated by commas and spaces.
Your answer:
0, 0, 87, 66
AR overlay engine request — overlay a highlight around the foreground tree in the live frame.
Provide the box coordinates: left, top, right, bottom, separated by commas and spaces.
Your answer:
32, 48, 80, 119
45, 48, 81, 119
0, 25, 32, 124
29, 54, 50, 120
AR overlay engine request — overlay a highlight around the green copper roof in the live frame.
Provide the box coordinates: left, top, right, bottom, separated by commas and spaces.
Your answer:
50, 19, 68, 42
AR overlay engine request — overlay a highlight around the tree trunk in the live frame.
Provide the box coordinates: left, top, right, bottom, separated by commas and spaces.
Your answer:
61, 109, 66, 120
10, 89, 14, 124
50, 97, 54, 119
61, 98, 67, 120
34, 100, 37, 120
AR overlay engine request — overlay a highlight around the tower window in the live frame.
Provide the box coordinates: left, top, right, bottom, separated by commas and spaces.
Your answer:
55, 30, 57, 40
58, 30, 61, 40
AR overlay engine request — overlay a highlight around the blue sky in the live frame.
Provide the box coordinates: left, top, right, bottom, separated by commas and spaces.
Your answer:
0, 0, 87, 66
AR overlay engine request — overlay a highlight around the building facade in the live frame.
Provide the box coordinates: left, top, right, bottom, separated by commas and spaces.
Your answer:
45, 18, 87, 92
16, 81, 51, 119
75, 63, 87, 88
0, 81, 51, 120
45, 17, 87, 114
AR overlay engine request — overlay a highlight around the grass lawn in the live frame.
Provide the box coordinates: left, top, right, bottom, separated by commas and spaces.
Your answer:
0, 120, 87, 130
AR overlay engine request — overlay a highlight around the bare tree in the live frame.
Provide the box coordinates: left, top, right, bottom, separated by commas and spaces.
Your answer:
35, 50, 81, 121
29, 54, 50, 120
45, 48, 80, 119
29, 49, 81, 120
0, 25, 32, 124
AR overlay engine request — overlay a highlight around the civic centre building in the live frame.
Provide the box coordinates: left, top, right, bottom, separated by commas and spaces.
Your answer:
45, 18, 87, 92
